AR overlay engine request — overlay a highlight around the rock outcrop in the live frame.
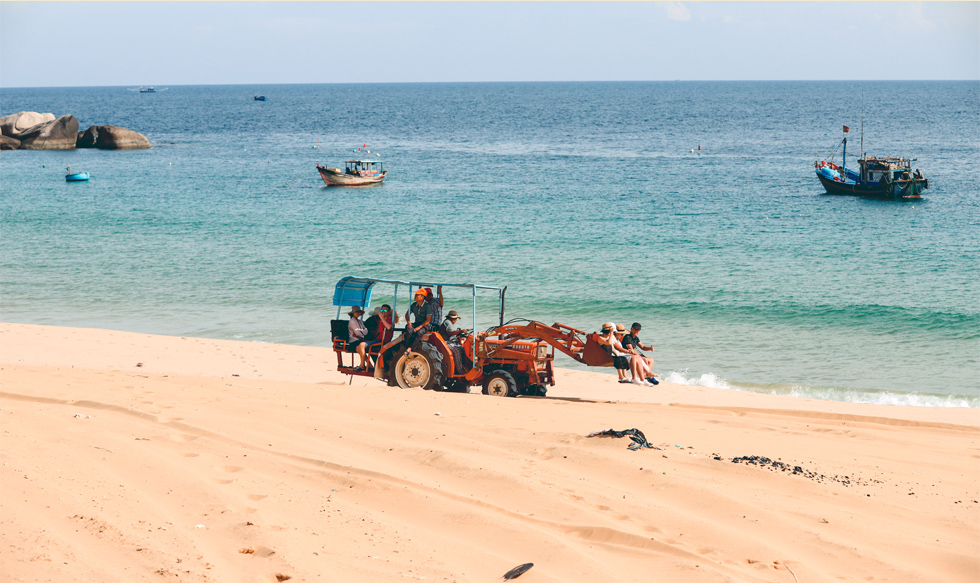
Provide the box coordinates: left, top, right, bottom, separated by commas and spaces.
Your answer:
92, 125, 150, 150
76, 126, 100, 148
1, 112, 151, 150
0, 111, 56, 138
18, 115, 80, 150
0, 135, 21, 150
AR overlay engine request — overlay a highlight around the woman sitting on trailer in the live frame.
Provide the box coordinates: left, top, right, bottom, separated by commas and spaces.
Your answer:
347, 306, 370, 371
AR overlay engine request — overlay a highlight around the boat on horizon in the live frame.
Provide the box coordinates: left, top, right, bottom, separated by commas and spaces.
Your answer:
254, 95, 268, 101
65, 166, 89, 182
814, 125, 928, 199
317, 153, 386, 187
132, 86, 168, 93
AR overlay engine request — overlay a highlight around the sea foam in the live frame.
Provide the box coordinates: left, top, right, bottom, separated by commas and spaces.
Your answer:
663, 371, 977, 408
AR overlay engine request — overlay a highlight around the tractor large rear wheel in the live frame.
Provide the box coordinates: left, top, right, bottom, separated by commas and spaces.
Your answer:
395, 342, 445, 391
482, 370, 517, 397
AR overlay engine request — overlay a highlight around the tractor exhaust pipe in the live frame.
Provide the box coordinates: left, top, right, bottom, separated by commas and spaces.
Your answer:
499, 286, 507, 326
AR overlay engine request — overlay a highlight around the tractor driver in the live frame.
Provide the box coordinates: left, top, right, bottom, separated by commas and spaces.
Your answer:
439, 310, 465, 342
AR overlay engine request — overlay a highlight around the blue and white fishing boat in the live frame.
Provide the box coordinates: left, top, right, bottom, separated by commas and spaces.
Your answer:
253, 94, 268, 101
65, 166, 89, 182
814, 125, 928, 199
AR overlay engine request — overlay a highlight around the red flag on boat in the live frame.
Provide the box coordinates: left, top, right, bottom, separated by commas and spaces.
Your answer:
363, 144, 367, 148
843, 125, 850, 133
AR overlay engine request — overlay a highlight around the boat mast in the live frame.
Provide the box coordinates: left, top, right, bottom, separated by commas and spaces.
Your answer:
842, 126, 847, 178
861, 93, 865, 160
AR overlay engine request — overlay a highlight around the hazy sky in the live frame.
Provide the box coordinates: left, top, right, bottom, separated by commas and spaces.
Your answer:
1, 2, 977, 87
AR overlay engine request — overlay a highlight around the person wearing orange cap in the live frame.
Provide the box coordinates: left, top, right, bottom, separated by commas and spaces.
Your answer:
405, 289, 434, 337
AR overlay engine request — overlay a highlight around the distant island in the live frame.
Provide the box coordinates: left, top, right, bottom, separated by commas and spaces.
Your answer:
0, 111, 150, 151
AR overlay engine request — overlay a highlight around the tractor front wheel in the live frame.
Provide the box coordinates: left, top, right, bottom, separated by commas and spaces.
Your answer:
482, 370, 517, 397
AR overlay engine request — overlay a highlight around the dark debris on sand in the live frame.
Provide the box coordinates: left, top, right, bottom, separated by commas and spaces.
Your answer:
714, 454, 879, 488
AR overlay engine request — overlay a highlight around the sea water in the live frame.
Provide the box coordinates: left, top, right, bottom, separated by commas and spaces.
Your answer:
1, 82, 977, 407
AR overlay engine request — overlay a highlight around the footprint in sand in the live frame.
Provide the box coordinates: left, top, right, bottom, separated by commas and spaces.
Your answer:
223, 466, 244, 473
534, 448, 557, 461
181, 453, 200, 458
247, 494, 268, 501
210, 478, 234, 485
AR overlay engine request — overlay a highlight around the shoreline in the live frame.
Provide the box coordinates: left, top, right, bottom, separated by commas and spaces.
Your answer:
2, 322, 978, 582
2, 321, 975, 419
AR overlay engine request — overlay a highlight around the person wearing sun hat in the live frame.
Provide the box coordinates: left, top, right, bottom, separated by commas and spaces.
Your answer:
598, 322, 631, 383
439, 309, 464, 340
347, 306, 369, 370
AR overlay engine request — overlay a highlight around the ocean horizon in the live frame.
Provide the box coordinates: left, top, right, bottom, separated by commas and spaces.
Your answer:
2, 81, 977, 407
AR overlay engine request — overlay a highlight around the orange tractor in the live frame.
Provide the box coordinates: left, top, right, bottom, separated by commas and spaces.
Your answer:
329, 277, 614, 396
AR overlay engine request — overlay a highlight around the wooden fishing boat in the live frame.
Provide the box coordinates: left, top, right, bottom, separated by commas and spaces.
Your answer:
814, 126, 928, 199
317, 158, 386, 187
65, 166, 89, 182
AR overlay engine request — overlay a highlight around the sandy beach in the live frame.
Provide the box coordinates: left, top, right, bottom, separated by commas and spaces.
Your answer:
1, 322, 977, 582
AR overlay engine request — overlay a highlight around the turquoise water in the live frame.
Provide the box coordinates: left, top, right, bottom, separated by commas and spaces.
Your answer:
1, 82, 978, 406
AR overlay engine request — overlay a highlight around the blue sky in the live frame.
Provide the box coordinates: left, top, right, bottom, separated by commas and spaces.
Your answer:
1, 2, 977, 87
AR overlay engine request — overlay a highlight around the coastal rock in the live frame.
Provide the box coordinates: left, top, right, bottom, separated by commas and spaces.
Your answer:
0, 111, 55, 138
94, 125, 150, 150
0, 135, 21, 150
76, 126, 99, 149
18, 115, 79, 150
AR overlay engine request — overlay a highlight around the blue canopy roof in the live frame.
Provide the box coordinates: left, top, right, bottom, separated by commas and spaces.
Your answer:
333, 276, 375, 308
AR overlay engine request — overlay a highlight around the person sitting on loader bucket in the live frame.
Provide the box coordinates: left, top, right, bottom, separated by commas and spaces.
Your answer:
598, 322, 630, 383
614, 323, 654, 386
621, 322, 659, 385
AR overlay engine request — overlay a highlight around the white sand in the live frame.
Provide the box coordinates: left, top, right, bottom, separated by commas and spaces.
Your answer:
2, 323, 977, 582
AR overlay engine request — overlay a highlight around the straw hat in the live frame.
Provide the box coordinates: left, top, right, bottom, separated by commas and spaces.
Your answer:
614, 323, 627, 334
601, 322, 614, 333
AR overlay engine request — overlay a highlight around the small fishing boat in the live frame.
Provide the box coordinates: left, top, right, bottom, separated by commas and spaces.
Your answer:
253, 95, 268, 101
814, 125, 928, 199
317, 158, 386, 187
65, 166, 89, 182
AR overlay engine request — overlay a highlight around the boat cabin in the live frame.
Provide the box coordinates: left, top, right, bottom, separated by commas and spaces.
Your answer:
344, 159, 384, 177
858, 157, 917, 184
